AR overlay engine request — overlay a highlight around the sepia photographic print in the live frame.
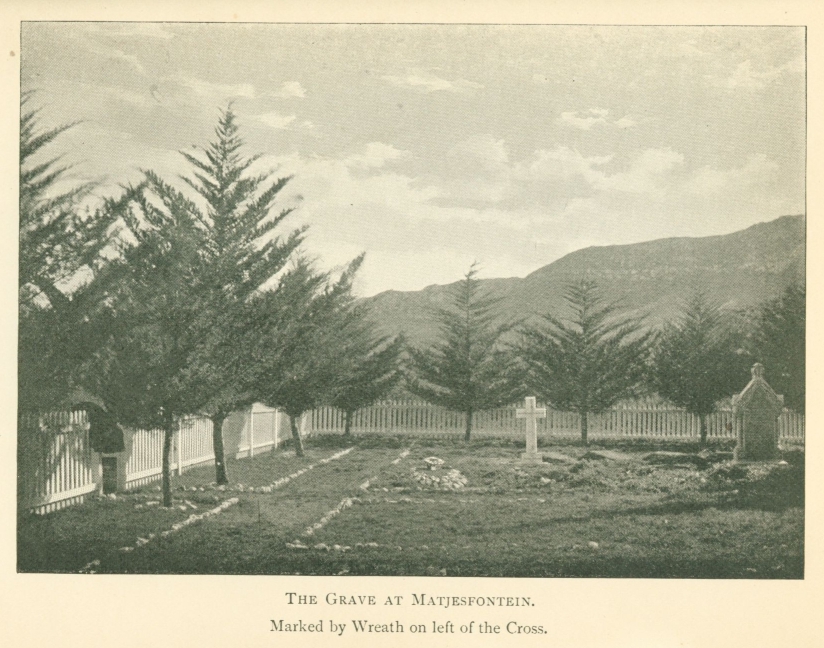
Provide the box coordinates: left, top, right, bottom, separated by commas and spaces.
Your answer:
5, 4, 821, 647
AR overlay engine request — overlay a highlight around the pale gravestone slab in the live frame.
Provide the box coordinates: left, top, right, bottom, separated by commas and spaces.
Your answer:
732, 363, 784, 462
517, 397, 546, 463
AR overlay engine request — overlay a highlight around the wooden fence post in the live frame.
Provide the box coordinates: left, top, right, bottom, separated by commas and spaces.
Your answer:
176, 422, 184, 476
20, 400, 805, 514
249, 407, 255, 458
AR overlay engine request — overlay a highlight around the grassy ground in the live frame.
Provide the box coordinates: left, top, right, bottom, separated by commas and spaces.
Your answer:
18, 435, 803, 578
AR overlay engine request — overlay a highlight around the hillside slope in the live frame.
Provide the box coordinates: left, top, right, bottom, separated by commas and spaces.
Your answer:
364, 215, 805, 346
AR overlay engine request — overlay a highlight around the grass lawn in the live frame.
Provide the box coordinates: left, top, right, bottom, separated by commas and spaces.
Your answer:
17, 435, 804, 578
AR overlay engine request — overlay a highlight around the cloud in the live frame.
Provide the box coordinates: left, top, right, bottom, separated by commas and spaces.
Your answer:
181, 76, 256, 99
346, 142, 408, 169
557, 110, 608, 131
685, 154, 778, 195
450, 134, 509, 166
597, 148, 684, 193
432, 137, 618, 209
253, 150, 438, 221
722, 60, 782, 90
708, 58, 803, 90
381, 69, 483, 93
529, 147, 613, 184
241, 151, 490, 296
557, 108, 636, 130
78, 39, 146, 76
614, 115, 636, 129
98, 85, 156, 109
274, 81, 306, 98
437, 135, 515, 204
256, 111, 297, 130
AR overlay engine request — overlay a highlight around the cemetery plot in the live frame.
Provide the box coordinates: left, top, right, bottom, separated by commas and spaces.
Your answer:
277, 442, 804, 578
74, 446, 405, 574
18, 439, 804, 577
17, 446, 369, 573
18, 492, 196, 573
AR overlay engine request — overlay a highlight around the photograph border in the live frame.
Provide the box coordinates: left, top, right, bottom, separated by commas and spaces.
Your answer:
2, 2, 820, 647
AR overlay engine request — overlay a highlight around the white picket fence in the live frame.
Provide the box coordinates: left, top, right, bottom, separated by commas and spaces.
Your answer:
310, 398, 805, 441
18, 404, 293, 515
17, 410, 98, 515
19, 398, 803, 516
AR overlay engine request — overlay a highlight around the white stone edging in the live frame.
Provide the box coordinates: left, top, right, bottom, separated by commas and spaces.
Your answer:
391, 449, 411, 465
80, 447, 356, 573
301, 496, 357, 537
287, 448, 410, 548
79, 497, 240, 573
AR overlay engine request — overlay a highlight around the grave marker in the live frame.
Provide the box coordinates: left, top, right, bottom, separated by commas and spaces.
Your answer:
732, 363, 784, 462
517, 396, 546, 463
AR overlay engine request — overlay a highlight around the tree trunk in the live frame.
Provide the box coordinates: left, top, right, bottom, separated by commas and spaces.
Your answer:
464, 407, 473, 442
580, 411, 589, 446
700, 414, 708, 447
343, 410, 353, 437
290, 414, 305, 457
211, 411, 228, 485
161, 415, 174, 507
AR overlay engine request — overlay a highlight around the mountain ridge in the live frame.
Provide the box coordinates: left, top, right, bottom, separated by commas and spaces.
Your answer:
364, 215, 805, 346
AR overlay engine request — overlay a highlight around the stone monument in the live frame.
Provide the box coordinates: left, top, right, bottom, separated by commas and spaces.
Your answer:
517, 396, 546, 463
732, 363, 784, 462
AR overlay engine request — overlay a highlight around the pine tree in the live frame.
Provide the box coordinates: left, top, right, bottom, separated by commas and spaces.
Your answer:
178, 107, 304, 484
19, 93, 117, 311
250, 256, 364, 456
751, 284, 805, 411
18, 95, 123, 412
86, 107, 306, 500
518, 279, 653, 446
330, 318, 404, 437
651, 292, 751, 445
83, 177, 206, 507
406, 265, 520, 442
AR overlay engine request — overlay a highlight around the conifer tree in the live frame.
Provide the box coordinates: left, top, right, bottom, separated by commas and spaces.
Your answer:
19, 93, 117, 311
330, 320, 404, 437
650, 292, 751, 445
250, 257, 364, 456
83, 177, 206, 507
18, 95, 123, 412
86, 108, 305, 496
518, 279, 653, 445
752, 284, 805, 412
178, 107, 304, 484
406, 265, 520, 442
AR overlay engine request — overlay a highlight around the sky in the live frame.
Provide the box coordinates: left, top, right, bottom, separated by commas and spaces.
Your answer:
21, 23, 805, 297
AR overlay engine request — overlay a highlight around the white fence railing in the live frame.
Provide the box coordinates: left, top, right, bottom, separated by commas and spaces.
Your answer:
17, 410, 98, 515
19, 398, 803, 515
18, 404, 290, 515
310, 398, 805, 441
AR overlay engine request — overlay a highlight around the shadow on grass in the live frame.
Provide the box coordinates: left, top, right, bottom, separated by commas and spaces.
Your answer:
308, 432, 742, 453
249, 549, 803, 579
515, 470, 805, 537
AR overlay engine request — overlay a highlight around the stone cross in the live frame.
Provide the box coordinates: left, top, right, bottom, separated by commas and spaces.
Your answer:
517, 396, 546, 462
732, 363, 784, 462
